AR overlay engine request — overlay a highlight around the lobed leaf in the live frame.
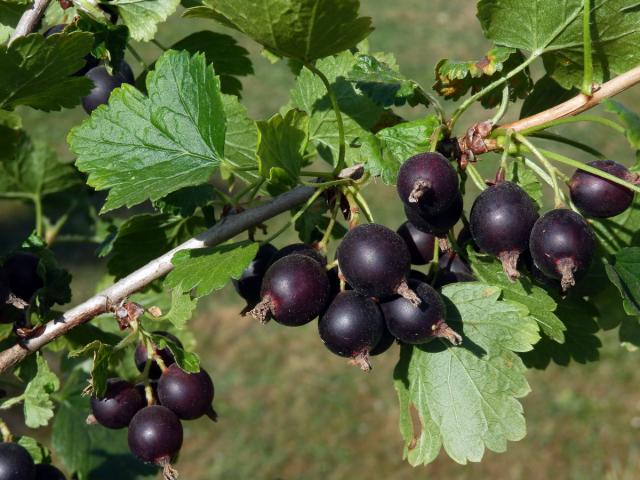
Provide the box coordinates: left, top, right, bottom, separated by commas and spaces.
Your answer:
605, 247, 640, 316
111, 0, 180, 42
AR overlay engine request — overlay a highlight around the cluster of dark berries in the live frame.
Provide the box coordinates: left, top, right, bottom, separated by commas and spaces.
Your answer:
0, 442, 66, 480
44, 25, 134, 114
88, 332, 215, 479
0, 252, 43, 329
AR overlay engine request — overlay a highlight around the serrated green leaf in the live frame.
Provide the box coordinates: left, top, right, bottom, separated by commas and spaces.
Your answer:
0, 32, 93, 111
165, 241, 259, 297
187, 0, 372, 62
603, 100, 640, 150
69, 340, 114, 397
153, 185, 215, 217
505, 157, 543, 208
150, 332, 200, 372
221, 94, 260, 183
69, 50, 226, 212
257, 109, 309, 193
289, 51, 384, 167
17, 436, 51, 464
433, 45, 532, 107
605, 247, 640, 316
478, 0, 640, 90
591, 197, 640, 253
71, 15, 129, 68
111, 0, 179, 42
394, 283, 538, 466
620, 315, 640, 351
53, 384, 158, 480
107, 213, 207, 279
161, 288, 199, 329
0, 128, 81, 200
469, 252, 564, 342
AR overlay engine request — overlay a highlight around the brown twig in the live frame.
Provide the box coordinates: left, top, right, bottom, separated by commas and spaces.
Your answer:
9, 0, 51, 44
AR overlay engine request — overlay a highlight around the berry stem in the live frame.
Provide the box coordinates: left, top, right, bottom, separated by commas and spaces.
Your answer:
581, 0, 594, 96
0, 418, 12, 442
490, 85, 511, 126
465, 163, 487, 191
348, 352, 372, 372
304, 62, 346, 175
396, 280, 421, 307
514, 133, 564, 207
433, 321, 463, 346
347, 186, 374, 223
319, 198, 341, 252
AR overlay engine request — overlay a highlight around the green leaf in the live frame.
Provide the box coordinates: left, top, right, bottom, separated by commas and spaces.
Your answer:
394, 283, 538, 466
69, 50, 226, 212
591, 197, 640, 253
0, 128, 81, 200
520, 75, 576, 118
520, 296, 601, 368
107, 213, 207, 279
160, 288, 199, 329
603, 100, 640, 150
0, 2, 28, 44
187, 0, 373, 62
221, 94, 260, 183
347, 53, 422, 107
469, 251, 564, 342
150, 332, 200, 372
71, 16, 129, 68
111, 0, 180, 42
53, 383, 158, 479
17, 436, 51, 464
68, 340, 114, 397
153, 185, 216, 217
257, 109, 309, 193
433, 46, 532, 107
620, 316, 640, 351
373, 115, 441, 184
165, 241, 259, 297
0, 32, 93, 111
294, 197, 347, 243
289, 51, 383, 167
478, 0, 640, 89
505, 157, 543, 208
1, 353, 60, 428
605, 247, 640, 316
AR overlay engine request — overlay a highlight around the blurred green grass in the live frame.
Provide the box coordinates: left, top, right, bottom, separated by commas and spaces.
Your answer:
7, 1, 640, 479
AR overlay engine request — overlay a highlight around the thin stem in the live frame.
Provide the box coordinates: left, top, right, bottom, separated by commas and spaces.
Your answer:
466, 164, 487, 191
0, 418, 12, 442
348, 187, 374, 223
33, 195, 43, 238
45, 199, 78, 246
304, 62, 346, 174
261, 188, 325, 244
301, 178, 352, 188
582, 0, 594, 95
538, 148, 640, 194
450, 53, 539, 130
415, 86, 446, 124
318, 198, 341, 251
300, 170, 334, 179
515, 134, 563, 207
429, 125, 442, 152
429, 240, 440, 287
516, 114, 625, 136
491, 86, 511, 126
500, 130, 513, 172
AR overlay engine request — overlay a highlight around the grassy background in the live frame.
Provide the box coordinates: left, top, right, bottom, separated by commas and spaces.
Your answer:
5, 1, 640, 479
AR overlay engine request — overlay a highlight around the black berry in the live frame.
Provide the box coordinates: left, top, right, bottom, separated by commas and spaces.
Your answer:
250, 254, 330, 326
403, 192, 463, 236
318, 291, 385, 370
369, 325, 396, 356
232, 243, 278, 308
0, 442, 35, 480
82, 63, 133, 114
469, 182, 538, 280
134, 331, 183, 380
4, 252, 43, 301
529, 209, 596, 291
380, 280, 461, 345
34, 464, 66, 480
434, 251, 475, 287
397, 221, 436, 265
90, 378, 146, 429
569, 160, 635, 218
337, 224, 417, 304
269, 243, 327, 266
158, 364, 215, 420
396, 152, 459, 215
128, 406, 183, 468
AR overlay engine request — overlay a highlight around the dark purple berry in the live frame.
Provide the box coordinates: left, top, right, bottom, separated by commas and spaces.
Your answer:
34, 464, 66, 480
128, 405, 183, 466
4, 252, 43, 301
0, 442, 35, 480
397, 222, 436, 265
134, 332, 183, 380
250, 254, 330, 326
569, 160, 635, 218
270, 243, 327, 266
469, 182, 538, 280
233, 243, 278, 308
90, 378, 146, 429
318, 291, 385, 370
369, 325, 396, 356
529, 209, 595, 291
82, 64, 133, 114
380, 281, 461, 345
337, 224, 417, 303
404, 192, 463, 236
396, 152, 459, 215
434, 252, 475, 287
158, 364, 214, 420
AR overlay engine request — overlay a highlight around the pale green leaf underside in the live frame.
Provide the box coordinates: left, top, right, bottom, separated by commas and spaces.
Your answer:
69, 50, 226, 212
112, 0, 180, 42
